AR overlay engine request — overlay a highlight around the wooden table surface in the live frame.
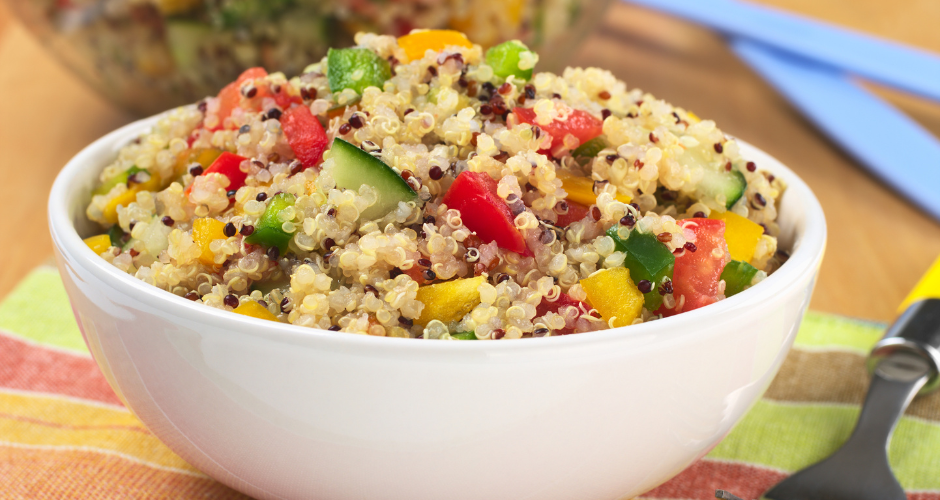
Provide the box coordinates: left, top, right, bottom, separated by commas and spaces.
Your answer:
1, 1, 939, 322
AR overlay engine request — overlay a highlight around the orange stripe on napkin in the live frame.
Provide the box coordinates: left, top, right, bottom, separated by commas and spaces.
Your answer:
0, 330, 121, 406
0, 445, 249, 500
0, 391, 194, 473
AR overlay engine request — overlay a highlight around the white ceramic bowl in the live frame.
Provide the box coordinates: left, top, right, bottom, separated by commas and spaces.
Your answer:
49, 114, 826, 500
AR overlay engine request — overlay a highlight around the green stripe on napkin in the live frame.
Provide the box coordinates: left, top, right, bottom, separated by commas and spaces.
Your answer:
792, 311, 884, 354
0, 266, 87, 353
710, 400, 940, 490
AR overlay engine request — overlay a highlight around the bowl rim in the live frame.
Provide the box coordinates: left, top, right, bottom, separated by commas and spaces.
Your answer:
48, 112, 827, 353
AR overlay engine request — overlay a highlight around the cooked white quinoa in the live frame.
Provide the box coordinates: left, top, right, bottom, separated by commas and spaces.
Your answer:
85, 32, 786, 340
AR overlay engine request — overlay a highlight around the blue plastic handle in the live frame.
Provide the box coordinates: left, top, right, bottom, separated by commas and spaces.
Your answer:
731, 39, 940, 222
625, 0, 940, 103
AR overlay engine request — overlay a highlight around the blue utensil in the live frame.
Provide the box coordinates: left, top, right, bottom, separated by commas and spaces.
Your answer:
624, 0, 940, 103
731, 39, 940, 222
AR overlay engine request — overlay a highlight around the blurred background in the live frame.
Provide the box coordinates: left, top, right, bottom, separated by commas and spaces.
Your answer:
1, 0, 939, 322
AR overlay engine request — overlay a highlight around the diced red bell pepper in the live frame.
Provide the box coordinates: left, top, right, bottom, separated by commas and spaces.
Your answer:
205, 152, 249, 190
393, 17, 415, 37
660, 218, 731, 316
255, 84, 303, 110
442, 171, 529, 255
186, 151, 249, 195
211, 67, 268, 131
535, 293, 588, 335
512, 107, 604, 150
281, 105, 328, 169
403, 265, 435, 285
555, 200, 590, 227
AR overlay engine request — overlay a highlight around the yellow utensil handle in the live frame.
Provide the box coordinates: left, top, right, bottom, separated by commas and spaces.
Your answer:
898, 255, 940, 314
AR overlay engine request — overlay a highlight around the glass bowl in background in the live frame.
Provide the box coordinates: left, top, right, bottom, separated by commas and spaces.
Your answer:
7, 0, 612, 115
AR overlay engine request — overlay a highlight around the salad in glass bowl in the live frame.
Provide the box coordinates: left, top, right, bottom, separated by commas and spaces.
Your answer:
8, 0, 611, 114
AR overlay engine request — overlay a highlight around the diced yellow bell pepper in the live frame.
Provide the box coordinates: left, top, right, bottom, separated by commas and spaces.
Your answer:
103, 190, 137, 225
175, 148, 223, 178
398, 30, 473, 62
154, 0, 201, 15
232, 300, 279, 321
102, 171, 162, 225
156, 0, 202, 16
710, 211, 763, 263
557, 171, 631, 207
580, 267, 645, 328
83, 234, 112, 255
449, 0, 524, 47
192, 217, 227, 267
448, 17, 483, 46
415, 276, 486, 325
136, 171, 161, 191
898, 254, 940, 314
507, 0, 527, 27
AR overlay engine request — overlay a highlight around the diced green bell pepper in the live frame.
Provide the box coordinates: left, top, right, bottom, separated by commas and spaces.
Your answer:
721, 260, 759, 297
607, 227, 675, 311
451, 331, 477, 340
94, 166, 145, 196
485, 40, 537, 80
209, 0, 293, 29
245, 192, 296, 253
572, 137, 608, 162
165, 22, 213, 75
327, 48, 392, 94
107, 224, 125, 247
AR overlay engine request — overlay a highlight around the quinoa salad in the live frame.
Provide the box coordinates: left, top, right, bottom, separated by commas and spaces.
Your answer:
83, 30, 788, 340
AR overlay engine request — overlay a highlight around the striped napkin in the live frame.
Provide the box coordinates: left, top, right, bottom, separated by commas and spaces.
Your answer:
2, 267, 939, 499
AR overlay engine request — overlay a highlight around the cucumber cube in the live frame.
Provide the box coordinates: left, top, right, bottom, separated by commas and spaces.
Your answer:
330, 138, 417, 220
697, 168, 747, 209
